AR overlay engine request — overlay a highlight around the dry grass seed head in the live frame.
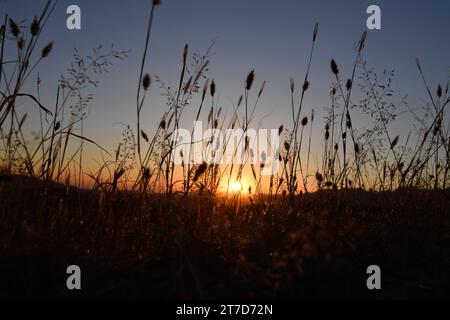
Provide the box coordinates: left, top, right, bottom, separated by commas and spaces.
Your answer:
202, 79, 209, 100
141, 130, 149, 142
313, 23, 319, 42
183, 44, 188, 65
210, 80, 216, 97
437, 84, 442, 98
358, 31, 367, 52
237, 95, 243, 107
193, 162, 207, 182
258, 81, 266, 98
290, 78, 295, 93
303, 80, 310, 92
9, 18, 20, 38
41, 42, 53, 59
346, 79, 352, 91
246, 69, 255, 90
330, 59, 339, 75
142, 73, 151, 91
17, 37, 25, 50
30, 16, 40, 36
391, 136, 399, 148
301, 116, 308, 126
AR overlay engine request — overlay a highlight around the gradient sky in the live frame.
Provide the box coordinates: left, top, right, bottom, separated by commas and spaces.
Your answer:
2, 0, 450, 174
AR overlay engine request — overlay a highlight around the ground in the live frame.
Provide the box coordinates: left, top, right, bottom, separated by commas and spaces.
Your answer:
1, 175, 449, 299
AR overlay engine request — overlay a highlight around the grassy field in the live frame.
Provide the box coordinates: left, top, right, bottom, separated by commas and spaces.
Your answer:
1, 175, 449, 299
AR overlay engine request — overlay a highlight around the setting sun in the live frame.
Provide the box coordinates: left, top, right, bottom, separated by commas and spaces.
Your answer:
230, 181, 242, 193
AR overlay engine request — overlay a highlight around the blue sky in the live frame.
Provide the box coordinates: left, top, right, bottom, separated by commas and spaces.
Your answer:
2, 0, 449, 167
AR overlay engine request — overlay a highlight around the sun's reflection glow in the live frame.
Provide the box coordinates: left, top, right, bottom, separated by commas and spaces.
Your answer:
230, 181, 242, 193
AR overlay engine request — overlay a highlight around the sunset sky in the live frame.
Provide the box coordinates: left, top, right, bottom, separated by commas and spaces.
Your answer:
2, 0, 450, 179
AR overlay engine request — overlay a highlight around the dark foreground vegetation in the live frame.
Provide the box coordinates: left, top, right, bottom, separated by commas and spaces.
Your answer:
1, 1, 449, 300
1, 175, 449, 299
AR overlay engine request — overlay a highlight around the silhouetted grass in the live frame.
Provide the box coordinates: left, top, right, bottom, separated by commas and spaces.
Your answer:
1, 1, 449, 300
